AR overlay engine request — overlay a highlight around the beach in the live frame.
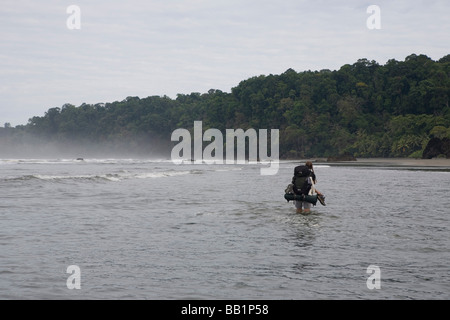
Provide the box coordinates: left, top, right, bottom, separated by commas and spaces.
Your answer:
320, 158, 450, 168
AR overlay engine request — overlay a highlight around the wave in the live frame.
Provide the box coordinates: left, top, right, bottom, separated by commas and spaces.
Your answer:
1, 170, 194, 183
0, 159, 261, 184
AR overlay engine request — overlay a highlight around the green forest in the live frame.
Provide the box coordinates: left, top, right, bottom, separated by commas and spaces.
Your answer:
1, 53, 450, 159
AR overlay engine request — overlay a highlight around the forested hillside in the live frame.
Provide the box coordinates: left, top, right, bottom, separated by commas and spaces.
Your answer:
1, 53, 450, 159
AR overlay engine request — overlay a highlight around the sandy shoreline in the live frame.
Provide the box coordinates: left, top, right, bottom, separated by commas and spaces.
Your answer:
314, 157, 450, 167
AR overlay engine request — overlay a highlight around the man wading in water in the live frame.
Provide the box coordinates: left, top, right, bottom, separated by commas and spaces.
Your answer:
292, 161, 325, 214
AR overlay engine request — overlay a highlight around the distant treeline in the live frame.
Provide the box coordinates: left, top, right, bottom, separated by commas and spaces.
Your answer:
1, 53, 450, 158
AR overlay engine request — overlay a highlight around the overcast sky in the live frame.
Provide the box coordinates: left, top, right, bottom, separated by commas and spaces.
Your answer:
1, 0, 449, 126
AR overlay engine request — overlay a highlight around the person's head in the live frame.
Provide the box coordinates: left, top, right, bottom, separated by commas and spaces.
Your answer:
305, 161, 316, 182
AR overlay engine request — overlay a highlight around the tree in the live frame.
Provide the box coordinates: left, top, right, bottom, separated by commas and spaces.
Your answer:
10, 53, 449, 159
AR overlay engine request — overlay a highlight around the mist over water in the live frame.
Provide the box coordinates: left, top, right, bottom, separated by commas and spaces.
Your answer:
0, 159, 449, 299
0, 131, 172, 159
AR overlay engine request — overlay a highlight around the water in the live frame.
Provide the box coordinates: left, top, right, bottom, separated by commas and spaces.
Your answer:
0, 158, 449, 300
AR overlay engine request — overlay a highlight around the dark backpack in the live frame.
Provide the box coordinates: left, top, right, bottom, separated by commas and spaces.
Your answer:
292, 165, 312, 195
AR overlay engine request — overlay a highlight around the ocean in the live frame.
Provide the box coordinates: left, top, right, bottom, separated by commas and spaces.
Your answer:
0, 158, 449, 300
